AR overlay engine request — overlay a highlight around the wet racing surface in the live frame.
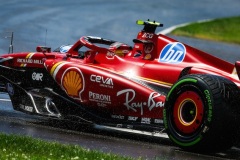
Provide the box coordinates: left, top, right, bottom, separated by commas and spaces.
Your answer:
1, 99, 240, 159
1, 0, 240, 159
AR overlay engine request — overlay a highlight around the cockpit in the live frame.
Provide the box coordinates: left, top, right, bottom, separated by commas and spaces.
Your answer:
53, 20, 163, 62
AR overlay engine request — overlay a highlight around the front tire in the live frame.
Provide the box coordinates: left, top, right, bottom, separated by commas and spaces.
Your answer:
163, 74, 240, 152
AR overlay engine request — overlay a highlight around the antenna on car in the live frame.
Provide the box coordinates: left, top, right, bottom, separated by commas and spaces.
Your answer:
45, 29, 47, 46
3, 31, 14, 54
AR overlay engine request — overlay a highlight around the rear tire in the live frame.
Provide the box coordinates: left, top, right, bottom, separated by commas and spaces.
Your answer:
163, 74, 240, 152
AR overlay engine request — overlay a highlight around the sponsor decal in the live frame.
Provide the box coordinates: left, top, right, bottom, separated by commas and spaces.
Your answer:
32, 72, 43, 81
159, 42, 186, 64
154, 119, 163, 124
17, 53, 43, 67
204, 90, 213, 122
97, 102, 107, 107
89, 91, 111, 105
106, 51, 115, 59
117, 89, 164, 115
6, 83, 14, 96
163, 109, 168, 129
90, 74, 113, 88
49, 63, 84, 100
17, 59, 43, 64
17, 58, 33, 63
141, 117, 151, 124
128, 116, 138, 121
61, 67, 85, 100
111, 115, 125, 120
142, 33, 154, 39
19, 104, 33, 112
18, 52, 34, 67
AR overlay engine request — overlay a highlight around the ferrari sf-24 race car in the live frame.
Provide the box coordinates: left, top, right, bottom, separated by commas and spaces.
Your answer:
1, 20, 240, 153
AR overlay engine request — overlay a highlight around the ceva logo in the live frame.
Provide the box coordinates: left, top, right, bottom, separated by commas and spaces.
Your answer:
159, 42, 186, 64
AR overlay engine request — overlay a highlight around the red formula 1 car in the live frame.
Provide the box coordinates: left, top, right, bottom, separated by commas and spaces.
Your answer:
0, 20, 240, 152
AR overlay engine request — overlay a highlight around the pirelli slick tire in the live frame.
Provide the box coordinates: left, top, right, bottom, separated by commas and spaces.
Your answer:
163, 74, 240, 152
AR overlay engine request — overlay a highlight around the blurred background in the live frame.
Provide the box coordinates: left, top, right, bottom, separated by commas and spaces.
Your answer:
0, 0, 239, 54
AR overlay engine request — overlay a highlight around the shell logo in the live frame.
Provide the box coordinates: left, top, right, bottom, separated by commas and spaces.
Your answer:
61, 67, 85, 99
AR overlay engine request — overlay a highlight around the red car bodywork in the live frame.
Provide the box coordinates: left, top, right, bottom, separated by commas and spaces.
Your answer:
2, 30, 239, 119
1, 20, 240, 152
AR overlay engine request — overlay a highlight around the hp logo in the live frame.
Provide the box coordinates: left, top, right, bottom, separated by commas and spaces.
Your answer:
159, 42, 186, 64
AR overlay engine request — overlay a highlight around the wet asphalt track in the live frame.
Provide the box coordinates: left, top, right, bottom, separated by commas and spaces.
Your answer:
1, 100, 240, 159
1, 0, 240, 159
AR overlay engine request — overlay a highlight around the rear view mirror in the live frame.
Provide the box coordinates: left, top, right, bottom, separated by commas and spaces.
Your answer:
36, 46, 51, 53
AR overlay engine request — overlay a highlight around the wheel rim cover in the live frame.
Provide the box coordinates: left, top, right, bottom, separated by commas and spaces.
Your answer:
173, 91, 204, 134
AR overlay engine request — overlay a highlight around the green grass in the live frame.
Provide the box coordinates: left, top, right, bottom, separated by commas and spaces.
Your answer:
170, 16, 240, 45
0, 133, 136, 160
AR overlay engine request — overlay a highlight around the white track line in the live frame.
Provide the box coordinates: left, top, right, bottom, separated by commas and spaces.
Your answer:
0, 99, 11, 102
158, 19, 212, 35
